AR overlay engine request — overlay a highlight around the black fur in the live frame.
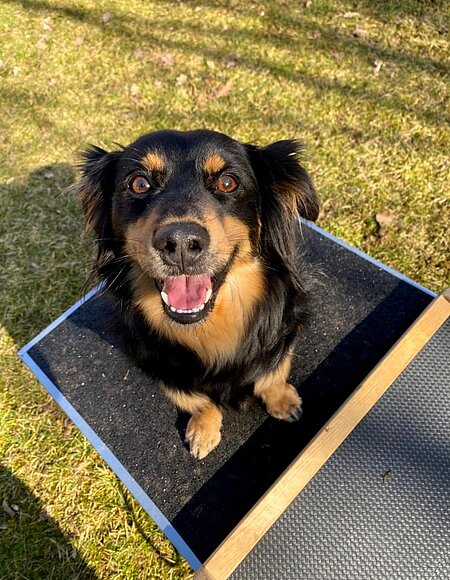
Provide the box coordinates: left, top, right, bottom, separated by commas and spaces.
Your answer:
77, 130, 318, 408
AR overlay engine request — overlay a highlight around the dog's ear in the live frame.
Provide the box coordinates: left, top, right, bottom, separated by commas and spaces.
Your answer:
77, 145, 120, 257
246, 140, 319, 269
247, 139, 319, 222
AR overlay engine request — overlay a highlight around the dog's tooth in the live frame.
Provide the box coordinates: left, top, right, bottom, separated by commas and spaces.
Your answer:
161, 291, 170, 306
205, 289, 212, 303
169, 304, 205, 315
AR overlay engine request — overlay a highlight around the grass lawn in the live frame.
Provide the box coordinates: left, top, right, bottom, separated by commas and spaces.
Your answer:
0, 0, 448, 577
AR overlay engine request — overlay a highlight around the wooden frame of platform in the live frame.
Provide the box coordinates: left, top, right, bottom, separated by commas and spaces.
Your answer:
196, 289, 450, 580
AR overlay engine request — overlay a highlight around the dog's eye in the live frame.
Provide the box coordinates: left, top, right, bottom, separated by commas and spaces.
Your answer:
216, 175, 239, 193
129, 175, 151, 196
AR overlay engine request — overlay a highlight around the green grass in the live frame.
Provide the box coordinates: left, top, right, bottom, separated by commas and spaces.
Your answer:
0, 0, 449, 577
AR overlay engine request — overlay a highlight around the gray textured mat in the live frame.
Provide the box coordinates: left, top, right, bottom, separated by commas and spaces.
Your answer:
232, 318, 450, 579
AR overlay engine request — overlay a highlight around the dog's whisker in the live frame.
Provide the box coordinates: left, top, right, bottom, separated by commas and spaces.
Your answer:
98, 265, 129, 295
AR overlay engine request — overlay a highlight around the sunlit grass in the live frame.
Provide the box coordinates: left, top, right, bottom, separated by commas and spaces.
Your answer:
1, 0, 448, 577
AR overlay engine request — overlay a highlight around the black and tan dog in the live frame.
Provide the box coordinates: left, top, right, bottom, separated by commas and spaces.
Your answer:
77, 129, 319, 459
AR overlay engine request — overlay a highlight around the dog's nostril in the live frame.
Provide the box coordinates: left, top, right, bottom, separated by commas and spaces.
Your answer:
188, 238, 202, 253
165, 240, 177, 254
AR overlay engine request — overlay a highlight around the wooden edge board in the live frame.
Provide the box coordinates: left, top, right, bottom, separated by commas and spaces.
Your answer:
195, 291, 450, 580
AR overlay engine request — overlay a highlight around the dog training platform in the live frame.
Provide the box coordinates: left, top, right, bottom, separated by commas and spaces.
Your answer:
19, 224, 450, 578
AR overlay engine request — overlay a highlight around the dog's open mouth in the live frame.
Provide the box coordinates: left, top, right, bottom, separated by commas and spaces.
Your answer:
157, 245, 239, 325
159, 274, 214, 324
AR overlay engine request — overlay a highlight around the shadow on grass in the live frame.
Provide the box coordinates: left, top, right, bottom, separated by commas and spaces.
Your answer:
0, 464, 97, 579
347, 0, 448, 19
0, 163, 92, 346
5, 0, 449, 128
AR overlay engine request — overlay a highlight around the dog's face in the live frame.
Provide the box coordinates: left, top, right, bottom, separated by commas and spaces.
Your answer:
78, 130, 318, 331
113, 130, 261, 325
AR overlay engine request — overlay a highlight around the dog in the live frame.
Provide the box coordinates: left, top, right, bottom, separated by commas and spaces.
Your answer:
77, 129, 319, 459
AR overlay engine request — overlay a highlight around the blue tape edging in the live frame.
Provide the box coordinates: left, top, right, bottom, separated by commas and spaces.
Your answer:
18, 349, 202, 571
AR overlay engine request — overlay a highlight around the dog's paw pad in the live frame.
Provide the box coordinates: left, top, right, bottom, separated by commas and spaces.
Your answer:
266, 383, 302, 423
185, 412, 222, 460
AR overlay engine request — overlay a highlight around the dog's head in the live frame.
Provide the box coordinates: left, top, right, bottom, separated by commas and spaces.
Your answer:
78, 130, 318, 328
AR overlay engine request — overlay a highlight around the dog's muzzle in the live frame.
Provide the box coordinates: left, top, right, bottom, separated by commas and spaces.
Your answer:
153, 221, 214, 324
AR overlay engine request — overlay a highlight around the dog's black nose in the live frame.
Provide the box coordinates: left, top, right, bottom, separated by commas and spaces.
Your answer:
152, 222, 210, 269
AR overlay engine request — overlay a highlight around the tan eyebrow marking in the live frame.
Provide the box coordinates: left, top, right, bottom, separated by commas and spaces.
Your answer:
204, 153, 226, 175
141, 151, 165, 172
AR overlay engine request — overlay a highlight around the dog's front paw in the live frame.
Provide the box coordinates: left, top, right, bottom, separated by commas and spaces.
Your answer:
266, 383, 302, 422
185, 405, 222, 460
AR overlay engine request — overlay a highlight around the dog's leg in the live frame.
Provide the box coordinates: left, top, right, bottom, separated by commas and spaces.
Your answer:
254, 354, 302, 422
163, 387, 223, 459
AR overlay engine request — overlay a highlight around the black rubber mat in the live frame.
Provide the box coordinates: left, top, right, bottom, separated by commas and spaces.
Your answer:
23, 225, 432, 564
232, 318, 450, 579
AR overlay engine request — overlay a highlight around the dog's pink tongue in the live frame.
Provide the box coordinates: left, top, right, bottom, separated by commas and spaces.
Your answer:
163, 275, 212, 310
